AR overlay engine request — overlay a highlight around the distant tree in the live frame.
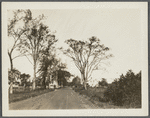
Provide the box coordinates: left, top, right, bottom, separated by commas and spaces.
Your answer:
98, 78, 108, 87
38, 54, 57, 89
62, 36, 112, 90
8, 68, 21, 94
63, 78, 68, 86
72, 76, 81, 86
57, 69, 71, 86
35, 78, 43, 87
18, 11, 57, 90
38, 44, 66, 89
20, 73, 30, 87
7, 9, 32, 70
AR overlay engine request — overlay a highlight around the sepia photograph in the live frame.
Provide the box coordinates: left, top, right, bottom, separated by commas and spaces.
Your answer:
2, 2, 148, 116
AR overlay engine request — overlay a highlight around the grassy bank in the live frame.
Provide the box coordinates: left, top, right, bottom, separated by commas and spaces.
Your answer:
72, 70, 141, 109
73, 85, 141, 108
74, 86, 107, 101
9, 87, 54, 103
73, 86, 125, 109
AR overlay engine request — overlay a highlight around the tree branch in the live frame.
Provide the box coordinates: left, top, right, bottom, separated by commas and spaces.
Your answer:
12, 53, 30, 60
25, 55, 33, 65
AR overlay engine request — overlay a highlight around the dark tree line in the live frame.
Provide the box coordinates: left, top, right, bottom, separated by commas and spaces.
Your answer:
104, 70, 141, 108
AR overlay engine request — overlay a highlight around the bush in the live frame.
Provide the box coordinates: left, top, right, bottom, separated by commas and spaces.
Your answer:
98, 78, 108, 87
104, 70, 141, 107
74, 84, 84, 90
71, 76, 81, 87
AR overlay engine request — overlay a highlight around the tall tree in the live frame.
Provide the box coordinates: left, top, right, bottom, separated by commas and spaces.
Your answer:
18, 12, 57, 90
62, 36, 112, 90
8, 9, 32, 70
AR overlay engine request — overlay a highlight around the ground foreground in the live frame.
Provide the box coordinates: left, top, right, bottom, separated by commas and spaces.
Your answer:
9, 87, 101, 110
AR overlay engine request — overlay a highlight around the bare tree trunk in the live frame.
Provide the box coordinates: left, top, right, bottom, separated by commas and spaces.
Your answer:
32, 60, 36, 90
81, 73, 84, 85
9, 82, 13, 94
43, 77, 46, 89
8, 52, 13, 70
56, 71, 58, 88
8, 52, 14, 94
83, 81, 87, 90
49, 75, 51, 89
49, 75, 52, 89
81, 73, 87, 90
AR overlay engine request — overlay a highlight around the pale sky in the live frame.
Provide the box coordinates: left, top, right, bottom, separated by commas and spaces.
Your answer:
7, 9, 142, 84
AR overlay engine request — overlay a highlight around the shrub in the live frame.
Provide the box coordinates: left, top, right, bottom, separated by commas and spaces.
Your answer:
98, 78, 108, 87
104, 70, 141, 107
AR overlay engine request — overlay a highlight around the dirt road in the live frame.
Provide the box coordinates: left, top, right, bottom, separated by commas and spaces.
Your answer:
9, 87, 99, 110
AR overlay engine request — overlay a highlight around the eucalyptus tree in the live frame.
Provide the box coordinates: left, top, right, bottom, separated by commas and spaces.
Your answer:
18, 12, 57, 90
62, 36, 112, 90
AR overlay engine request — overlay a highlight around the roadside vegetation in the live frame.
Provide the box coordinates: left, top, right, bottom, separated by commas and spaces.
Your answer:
71, 70, 141, 108
105, 70, 141, 108
9, 87, 54, 103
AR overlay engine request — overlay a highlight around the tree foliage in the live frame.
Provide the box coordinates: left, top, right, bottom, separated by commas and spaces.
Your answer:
8, 68, 21, 82
57, 69, 71, 86
62, 36, 112, 89
7, 9, 32, 70
104, 70, 141, 108
8, 68, 21, 94
38, 54, 57, 88
38, 43, 68, 88
98, 78, 108, 87
20, 73, 31, 86
17, 10, 58, 90
71, 76, 81, 86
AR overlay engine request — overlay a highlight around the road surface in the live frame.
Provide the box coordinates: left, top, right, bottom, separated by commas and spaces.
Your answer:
9, 87, 99, 110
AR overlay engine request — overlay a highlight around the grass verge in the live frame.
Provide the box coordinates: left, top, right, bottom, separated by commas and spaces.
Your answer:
73, 86, 124, 109
9, 88, 54, 103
